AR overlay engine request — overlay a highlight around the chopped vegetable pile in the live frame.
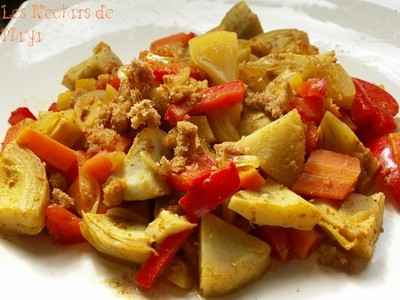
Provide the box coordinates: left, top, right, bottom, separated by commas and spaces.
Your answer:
0, 1, 398, 297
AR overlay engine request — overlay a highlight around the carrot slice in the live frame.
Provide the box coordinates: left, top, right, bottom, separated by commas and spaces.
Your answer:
81, 152, 113, 184
292, 149, 361, 201
69, 170, 103, 215
289, 228, 321, 259
17, 128, 78, 176
258, 226, 290, 262
150, 32, 195, 52
239, 168, 266, 191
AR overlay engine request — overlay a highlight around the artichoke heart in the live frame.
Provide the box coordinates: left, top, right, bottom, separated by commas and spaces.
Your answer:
0, 143, 49, 235
63, 42, 122, 90
211, 1, 263, 39
229, 179, 321, 230
145, 210, 196, 244
116, 127, 170, 201
315, 193, 385, 259
80, 209, 153, 264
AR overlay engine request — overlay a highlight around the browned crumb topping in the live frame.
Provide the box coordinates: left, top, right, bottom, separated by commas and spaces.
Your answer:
48, 172, 68, 191
124, 60, 154, 97
86, 128, 126, 154
160, 121, 203, 174
163, 127, 178, 149
214, 142, 245, 165
245, 71, 295, 118
103, 178, 127, 208
175, 121, 202, 157
51, 188, 75, 209
109, 100, 132, 133
128, 99, 161, 129
245, 88, 291, 119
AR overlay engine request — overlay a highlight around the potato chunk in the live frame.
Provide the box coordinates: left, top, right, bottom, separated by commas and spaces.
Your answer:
80, 209, 153, 264
200, 214, 270, 297
33, 110, 83, 147
315, 193, 384, 259
0, 143, 49, 235
63, 42, 122, 90
189, 31, 238, 84
116, 128, 170, 201
236, 109, 305, 186
229, 179, 321, 230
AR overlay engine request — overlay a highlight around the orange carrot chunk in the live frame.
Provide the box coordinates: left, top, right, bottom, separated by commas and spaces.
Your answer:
17, 128, 78, 176
239, 168, 266, 191
81, 152, 113, 184
150, 32, 195, 52
258, 226, 290, 262
292, 149, 361, 201
289, 228, 321, 259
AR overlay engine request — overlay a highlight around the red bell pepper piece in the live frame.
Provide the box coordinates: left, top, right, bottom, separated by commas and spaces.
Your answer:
298, 78, 327, 99
164, 81, 246, 125
150, 32, 196, 52
368, 136, 400, 208
109, 73, 121, 91
351, 78, 397, 140
46, 205, 85, 244
96, 73, 121, 90
153, 66, 177, 82
135, 229, 193, 289
368, 135, 394, 169
354, 78, 398, 116
179, 162, 240, 221
191, 80, 246, 114
167, 155, 216, 192
164, 103, 191, 126
289, 78, 327, 124
8, 107, 36, 125
257, 226, 290, 262
189, 66, 207, 81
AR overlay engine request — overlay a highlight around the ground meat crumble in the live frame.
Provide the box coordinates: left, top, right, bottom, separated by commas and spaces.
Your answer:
103, 178, 127, 208
128, 99, 161, 129
160, 121, 203, 174
51, 188, 75, 209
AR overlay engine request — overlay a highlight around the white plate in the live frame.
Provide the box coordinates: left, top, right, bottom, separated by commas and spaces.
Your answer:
1, 0, 400, 299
